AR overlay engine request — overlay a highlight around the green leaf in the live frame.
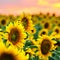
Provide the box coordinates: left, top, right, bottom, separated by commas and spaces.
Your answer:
25, 40, 33, 46
2, 38, 7, 45
29, 45, 38, 49
57, 47, 60, 51
48, 30, 53, 36
49, 56, 55, 60
1, 26, 6, 31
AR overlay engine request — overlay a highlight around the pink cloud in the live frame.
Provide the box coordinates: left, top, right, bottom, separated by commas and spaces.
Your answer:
0, 0, 60, 15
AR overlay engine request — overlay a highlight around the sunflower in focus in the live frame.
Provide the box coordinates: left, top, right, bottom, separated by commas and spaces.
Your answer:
0, 41, 29, 60
17, 13, 34, 33
37, 35, 57, 60
2, 21, 26, 48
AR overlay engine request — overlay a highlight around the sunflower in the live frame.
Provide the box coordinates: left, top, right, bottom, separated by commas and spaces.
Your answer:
50, 13, 56, 20
43, 14, 47, 19
51, 19, 59, 26
53, 26, 60, 34
43, 20, 52, 30
0, 41, 29, 60
52, 13, 56, 17
31, 14, 40, 25
17, 13, 33, 33
0, 16, 9, 26
43, 14, 49, 19
46, 12, 50, 17
40, 19, 46, 25
29, 27, 36, 35
45, 13, 51, 19
39, 12, 44, 18
37, 35, 57, 60
8, 14, 15, 21
2, 21, 26, 48
38, 29, 48, 37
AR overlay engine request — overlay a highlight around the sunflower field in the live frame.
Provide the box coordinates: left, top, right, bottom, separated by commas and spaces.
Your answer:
0, 13, 60, 60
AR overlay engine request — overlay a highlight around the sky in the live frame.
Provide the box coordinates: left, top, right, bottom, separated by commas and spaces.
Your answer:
0, 0, 60, 15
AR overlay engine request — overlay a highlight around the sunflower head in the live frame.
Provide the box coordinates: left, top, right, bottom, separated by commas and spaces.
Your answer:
55, 29, 59, 33
43, 21, 52, 30
37, 35, 57, 60
0, 15, 13, 27
31, 14, 40, 25
44, 22, 49, 28
19, 13, 33, 33
8, 15, 15, 20
40, 19, 46, 24
41, 31, 46, 35
0, 17, 9, 26
43, 15, 47, 19
4, 22, 26, 48
39, 12, 44, 18
21, 17, 29, 30
40, 39, 51, 55
8, 28, 21, 45
52, 13, 56, 17
29, 27, 36, 34
0, 52, 16, 60
38, 29, 48, 36
0, 41, 29, 60
53, 26, 60, 34
1, 19, 6, 25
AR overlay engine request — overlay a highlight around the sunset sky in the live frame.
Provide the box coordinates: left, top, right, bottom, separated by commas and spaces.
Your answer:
0, 0, 60, 15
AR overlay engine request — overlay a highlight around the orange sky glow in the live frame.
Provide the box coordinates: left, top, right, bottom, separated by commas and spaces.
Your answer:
0, 0, 60, 15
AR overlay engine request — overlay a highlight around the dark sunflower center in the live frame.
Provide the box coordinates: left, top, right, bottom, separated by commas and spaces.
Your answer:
55, 21, 58, 23
8, 28, 20, 45
52, 13, 55, 17
44, 22, 49, 29
47, 13, 49, 16
43, 15, 46, 18
55, 29, 59, 33
0, 53, 15, 60
31, 30, 34, 32
41, 39, 51, 55
41, 31, 46, 36
1, 19, 6, 25
22, 17, 28, 29
58, 23, 60, 26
